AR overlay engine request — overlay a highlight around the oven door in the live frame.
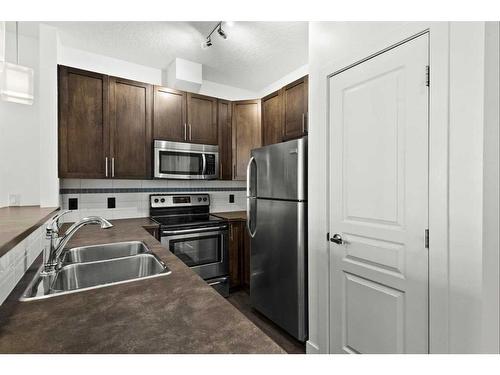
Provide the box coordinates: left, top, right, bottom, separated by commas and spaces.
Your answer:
161, 225, 228, 280
154, 141, 219, 179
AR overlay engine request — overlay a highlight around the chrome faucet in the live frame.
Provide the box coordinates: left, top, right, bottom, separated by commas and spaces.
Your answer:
43, 212, 113, 274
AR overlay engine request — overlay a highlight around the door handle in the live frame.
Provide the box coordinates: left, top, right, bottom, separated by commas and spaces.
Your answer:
111, 157, 115, 178
188, 124, 192, 140
105, 157, 108, 177
330, 233, 344, 245
184, 123, 187, 140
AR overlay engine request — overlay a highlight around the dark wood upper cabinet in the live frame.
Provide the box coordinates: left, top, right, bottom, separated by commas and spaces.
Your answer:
153, 86, 187, 142
261, 89, 283, 146
109, 77, 152, 179
58, 66, 109, 179
282, 75, 308, 141
232, 99, 261, 181
217, 99, 233, 180
187, 93, 218, 145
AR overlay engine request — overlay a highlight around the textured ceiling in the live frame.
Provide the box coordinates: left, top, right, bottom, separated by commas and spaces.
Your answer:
38, 21, 308, 91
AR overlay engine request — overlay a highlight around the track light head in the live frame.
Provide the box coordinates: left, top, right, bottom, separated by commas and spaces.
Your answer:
217, 26, 227, 40
201, 37, 212, 49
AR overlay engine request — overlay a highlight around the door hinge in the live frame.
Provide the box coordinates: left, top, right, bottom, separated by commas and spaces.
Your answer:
425, 229, 429, 249
425, 65, 430, 87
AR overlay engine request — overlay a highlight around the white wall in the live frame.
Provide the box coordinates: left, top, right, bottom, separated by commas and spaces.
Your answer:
308, 21, 499, 354
199, 79, 258, 100
58, 45, 259, 101
59, 46, 162, 85
258, 64, 308, 98
39, 24, 60, 208
0, 31, 41, 206
481, 21, 500, 354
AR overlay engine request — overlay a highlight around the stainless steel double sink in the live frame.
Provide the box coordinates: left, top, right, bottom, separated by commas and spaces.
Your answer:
21, 241, 171, 301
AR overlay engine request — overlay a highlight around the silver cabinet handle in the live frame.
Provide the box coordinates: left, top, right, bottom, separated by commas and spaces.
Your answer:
302, 113, 305, 134
105, 157, 108, 177
111, 157, 115, 178
189, 124, 192, 140
184, 123, 187, 140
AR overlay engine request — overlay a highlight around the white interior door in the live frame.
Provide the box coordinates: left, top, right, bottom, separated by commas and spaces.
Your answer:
328, 34, 429, 354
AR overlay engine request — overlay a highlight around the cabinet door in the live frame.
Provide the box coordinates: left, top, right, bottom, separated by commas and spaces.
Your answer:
228, 222, 242, 288
218, 99, 233, 180
232, 100, 261, 181
261, 89, 283, 145
187, 93, 218, 145
282, 75, 308, 141
109, 77, 152, 179
153, 86, 187, 142
58, 66, 109, 178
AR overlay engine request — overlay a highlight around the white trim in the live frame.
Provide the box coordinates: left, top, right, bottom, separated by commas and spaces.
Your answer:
306, 340, 320, 354
312, 22, 450, 353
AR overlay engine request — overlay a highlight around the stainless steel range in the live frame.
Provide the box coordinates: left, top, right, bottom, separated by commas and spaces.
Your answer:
150, 194, 229, 297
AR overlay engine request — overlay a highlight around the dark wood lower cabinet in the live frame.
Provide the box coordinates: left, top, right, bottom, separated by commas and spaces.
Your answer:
227, 220, 251, 290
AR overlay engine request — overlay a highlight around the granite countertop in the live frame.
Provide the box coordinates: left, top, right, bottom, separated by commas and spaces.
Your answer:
0, 218, 283, 354
211, 211, 247, 221
0, 206, 59, 258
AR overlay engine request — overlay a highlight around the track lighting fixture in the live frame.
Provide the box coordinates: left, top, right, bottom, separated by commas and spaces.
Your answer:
201, 21, 230, 49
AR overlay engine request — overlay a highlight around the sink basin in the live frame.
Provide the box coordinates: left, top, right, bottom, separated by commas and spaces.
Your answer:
52, 253, 170, 292
61, 241, 149, 263
20, 245, 171, 301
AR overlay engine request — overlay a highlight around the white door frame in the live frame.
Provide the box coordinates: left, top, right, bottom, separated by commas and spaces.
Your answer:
315, 23, 450, 353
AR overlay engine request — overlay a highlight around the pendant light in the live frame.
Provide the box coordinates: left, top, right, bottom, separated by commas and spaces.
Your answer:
0, 22, 34, 105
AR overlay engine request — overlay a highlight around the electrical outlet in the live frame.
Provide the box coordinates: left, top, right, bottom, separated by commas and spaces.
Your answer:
107, 197, 116, 209
68, 198, 78, 210
9, 194, 20, 206
229, 194, 235, 203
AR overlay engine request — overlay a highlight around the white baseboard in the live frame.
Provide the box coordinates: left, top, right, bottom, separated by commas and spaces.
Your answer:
306, 340, 320, 354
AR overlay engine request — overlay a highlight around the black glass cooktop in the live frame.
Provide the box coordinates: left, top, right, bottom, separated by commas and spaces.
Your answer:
151, 214, 226, 228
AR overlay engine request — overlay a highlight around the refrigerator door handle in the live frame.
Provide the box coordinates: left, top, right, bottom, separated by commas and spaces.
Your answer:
246, 156, 256, 198
246, 197, 257, 238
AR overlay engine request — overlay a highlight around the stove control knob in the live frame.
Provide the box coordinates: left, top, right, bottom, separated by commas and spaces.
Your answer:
203, 197, 208, 202
154, 198, 159, 203
160, 198, 165, 203
198, 197, 202, 202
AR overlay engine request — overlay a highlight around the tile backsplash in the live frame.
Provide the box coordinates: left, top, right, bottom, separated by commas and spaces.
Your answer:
60, 179, 247, 223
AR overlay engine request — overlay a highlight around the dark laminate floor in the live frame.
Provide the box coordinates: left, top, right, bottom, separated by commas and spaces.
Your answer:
227, 289, 306, 354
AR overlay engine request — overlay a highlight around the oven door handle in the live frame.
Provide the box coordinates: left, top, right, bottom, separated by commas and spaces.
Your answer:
162, 225, 228, 236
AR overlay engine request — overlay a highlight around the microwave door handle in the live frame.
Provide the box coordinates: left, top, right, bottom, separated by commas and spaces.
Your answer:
202, 154, 207, 175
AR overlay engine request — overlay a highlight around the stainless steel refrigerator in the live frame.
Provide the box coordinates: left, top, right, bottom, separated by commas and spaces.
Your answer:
246, 136, 307, 342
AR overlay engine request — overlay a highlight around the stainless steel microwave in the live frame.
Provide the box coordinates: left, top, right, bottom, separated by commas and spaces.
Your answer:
153, 140, 219, 179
